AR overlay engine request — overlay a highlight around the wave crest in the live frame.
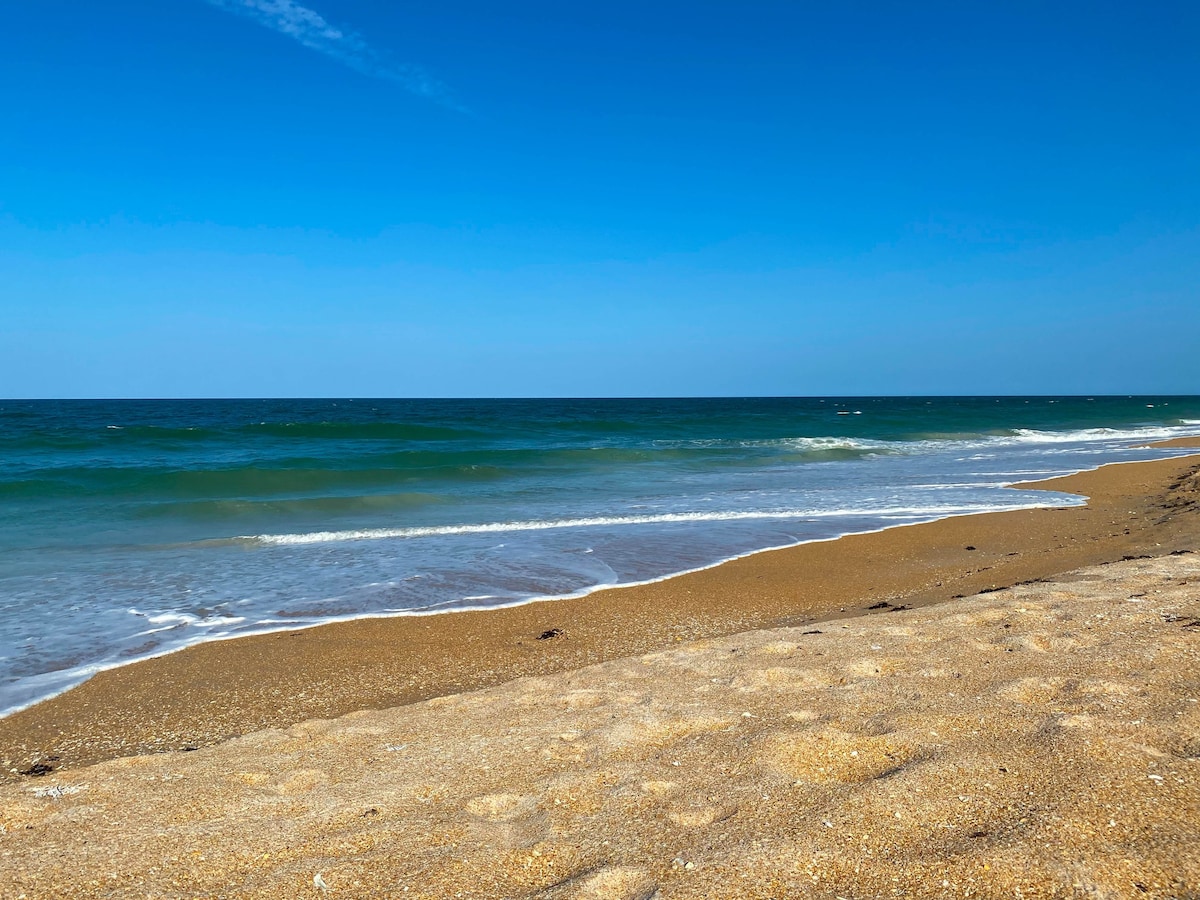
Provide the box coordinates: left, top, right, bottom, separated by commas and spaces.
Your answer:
246, 500, 1062, 545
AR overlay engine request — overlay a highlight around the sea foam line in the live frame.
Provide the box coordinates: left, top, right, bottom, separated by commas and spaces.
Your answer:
700, 424, 1200, 454
245, 501, 1067, 545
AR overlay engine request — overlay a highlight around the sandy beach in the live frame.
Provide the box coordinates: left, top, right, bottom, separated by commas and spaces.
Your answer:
3, 551, 1199, 898
3, 442, 1198, 779
0, 441, 1197, 897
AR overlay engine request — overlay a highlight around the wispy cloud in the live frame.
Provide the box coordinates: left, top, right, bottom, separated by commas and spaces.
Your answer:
205, 0, 462, 109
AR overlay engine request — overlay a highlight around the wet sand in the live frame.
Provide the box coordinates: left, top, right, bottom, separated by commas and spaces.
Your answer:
2, 441, 1198, 781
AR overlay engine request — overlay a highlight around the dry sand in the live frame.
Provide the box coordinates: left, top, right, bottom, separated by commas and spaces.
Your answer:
0, 443, 1198, 898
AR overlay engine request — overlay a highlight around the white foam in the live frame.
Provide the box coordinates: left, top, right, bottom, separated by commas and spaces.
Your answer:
742, 423, 1200, 456
197, 615, 246, 627
782, 436, 893, 451
668, 436, 891, 451
146, 612, 198, 626
141, 612, 246, 629
910, 481, 1011, 490
1006, 426, 1191, 444
247, 501, 1065, 546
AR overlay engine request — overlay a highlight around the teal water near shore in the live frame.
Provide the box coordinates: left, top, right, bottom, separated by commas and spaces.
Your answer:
2, 396, 1199, 714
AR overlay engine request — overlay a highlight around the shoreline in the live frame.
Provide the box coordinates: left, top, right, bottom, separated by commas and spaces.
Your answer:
2, 438, 1199, 780
0, 499, 1075, 722
3, 438, 1196, 721
4, 435, 1198, 723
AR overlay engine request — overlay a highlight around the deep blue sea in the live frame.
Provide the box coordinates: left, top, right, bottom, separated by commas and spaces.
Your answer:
2, 396, 1199, 715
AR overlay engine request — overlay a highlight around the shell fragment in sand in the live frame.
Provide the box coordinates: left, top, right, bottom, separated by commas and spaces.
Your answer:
30, 784, 85, 800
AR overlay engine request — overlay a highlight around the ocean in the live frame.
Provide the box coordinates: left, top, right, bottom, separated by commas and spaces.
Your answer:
2, 396, 1199, 715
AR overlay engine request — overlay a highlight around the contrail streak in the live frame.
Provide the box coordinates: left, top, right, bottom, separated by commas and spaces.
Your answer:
205, 0, 462, 109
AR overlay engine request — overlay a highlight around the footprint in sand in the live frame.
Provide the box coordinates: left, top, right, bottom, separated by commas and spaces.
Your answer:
549, 866, 658, 900
668, 802, 737, 828
465, 793, 548, 848
732, 667, 828, 692
842, 656, 906, 679
275, 769, 328, 795
638, 780, 679, 796
997, 675, 1135, 705
757, 727, 924, 784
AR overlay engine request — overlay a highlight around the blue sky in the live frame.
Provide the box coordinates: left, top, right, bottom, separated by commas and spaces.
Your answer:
2, 1, 1197, 397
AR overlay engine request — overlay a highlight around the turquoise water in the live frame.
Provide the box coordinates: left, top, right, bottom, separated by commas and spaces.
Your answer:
2, 396, 1199, 714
